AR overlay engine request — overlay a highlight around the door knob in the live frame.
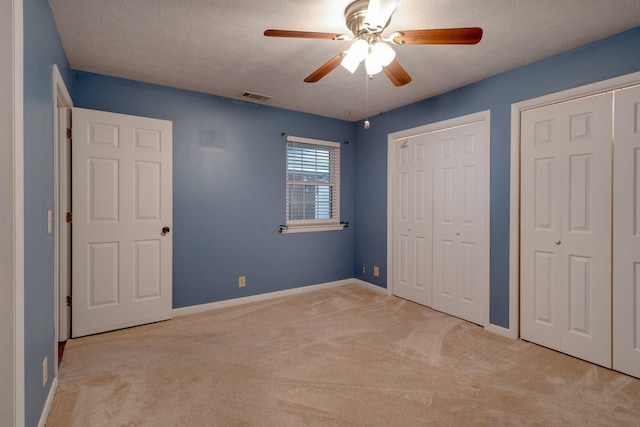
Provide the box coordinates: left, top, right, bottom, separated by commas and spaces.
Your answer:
554, 239, 561, 245
456, 231, 461, 236
162, 226, 171, 236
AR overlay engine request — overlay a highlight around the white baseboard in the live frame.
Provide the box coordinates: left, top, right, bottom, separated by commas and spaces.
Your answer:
355, 280, 517, 339
352, 279, 390, 295
38, 376, 58, 427
485, 322, 518, 340
173, 279, 516, 341
173, 279, 356, 317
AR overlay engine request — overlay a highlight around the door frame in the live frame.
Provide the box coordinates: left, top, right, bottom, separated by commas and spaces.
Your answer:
53, 65, 72, 363
387, 110, 491, 329
2, 0, 24, 425
509, 70, 640, 340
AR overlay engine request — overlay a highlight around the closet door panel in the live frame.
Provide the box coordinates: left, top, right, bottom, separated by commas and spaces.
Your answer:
613, 85, 640, 378
392, 135, 433, 307
433, 128, 460, 315
433, 121, 486, 325
560, 94, 612, 368
521, 105, 563, 349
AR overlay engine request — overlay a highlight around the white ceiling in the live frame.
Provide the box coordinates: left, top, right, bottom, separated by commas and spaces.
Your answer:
48, 0, 640, 121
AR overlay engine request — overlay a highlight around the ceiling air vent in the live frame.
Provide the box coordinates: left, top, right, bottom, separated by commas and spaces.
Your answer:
239, 91, 272, 102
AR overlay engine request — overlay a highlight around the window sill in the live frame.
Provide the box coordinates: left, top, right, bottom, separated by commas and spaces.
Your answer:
280, 223, 346, 234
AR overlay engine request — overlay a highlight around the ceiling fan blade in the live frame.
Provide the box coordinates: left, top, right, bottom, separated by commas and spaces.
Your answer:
304, 53, 346, 83
264, 29, 348, 41
364, 0, 400, 32
383, 59, 412, 86
391, 27, 483, 45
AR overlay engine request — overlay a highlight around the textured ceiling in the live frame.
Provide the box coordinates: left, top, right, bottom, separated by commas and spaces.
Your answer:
48, 0, 640, 121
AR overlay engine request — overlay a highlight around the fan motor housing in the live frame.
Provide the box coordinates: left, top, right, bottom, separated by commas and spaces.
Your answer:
345, 0, 391, 36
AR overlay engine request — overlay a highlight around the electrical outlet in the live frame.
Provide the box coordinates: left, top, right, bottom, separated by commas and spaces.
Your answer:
373, 266, 380, 277
362, 265, 367, 274
238, 276, 246, 288
42, 356, 48, 387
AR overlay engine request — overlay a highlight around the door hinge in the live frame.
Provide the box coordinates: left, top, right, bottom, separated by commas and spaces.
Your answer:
66, 128, 72, 139
66, 212, 72, 223
66, 295, 72, 307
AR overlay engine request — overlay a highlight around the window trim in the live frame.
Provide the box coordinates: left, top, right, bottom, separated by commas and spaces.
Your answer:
283, 135, 344, 234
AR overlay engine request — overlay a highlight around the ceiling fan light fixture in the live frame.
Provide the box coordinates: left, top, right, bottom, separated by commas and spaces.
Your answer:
341, 39, 368, 73
365, 53, 383, 75
371, 41, 395, 66
264, 0, 482, 86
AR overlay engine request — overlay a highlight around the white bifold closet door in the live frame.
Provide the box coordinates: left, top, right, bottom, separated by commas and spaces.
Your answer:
392, 135, 433, 307
392, 119, 487, 325
520, 93, 613, 368
432, 122, 486, 325
613, 85, 640, 378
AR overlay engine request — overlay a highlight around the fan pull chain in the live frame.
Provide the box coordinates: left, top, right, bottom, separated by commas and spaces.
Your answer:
364, 70, 370, 130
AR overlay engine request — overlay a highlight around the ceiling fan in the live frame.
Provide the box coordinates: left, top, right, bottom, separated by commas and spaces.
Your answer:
264, 0, 483, 87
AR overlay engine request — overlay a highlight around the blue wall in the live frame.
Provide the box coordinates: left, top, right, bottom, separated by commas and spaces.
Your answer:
23, 0, 71, 425
72, 72, 356, 309
353, 26, 640, 327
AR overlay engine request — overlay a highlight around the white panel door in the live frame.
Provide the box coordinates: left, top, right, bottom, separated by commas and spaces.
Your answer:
520, 104, 563, 350
72, 108, 172, 337
392, 135, 432, 307
432, 121, 486, 325
521, 93, 612, 367
613, 85, 640, 378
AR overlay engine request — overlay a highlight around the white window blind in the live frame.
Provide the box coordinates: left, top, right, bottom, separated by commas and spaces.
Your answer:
285, 136, 342, 233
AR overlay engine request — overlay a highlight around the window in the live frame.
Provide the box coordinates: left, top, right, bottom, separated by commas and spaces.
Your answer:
284, 136, 343, 233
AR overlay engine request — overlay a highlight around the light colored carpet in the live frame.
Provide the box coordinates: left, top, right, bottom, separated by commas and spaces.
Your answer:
47, 284, 640, 426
